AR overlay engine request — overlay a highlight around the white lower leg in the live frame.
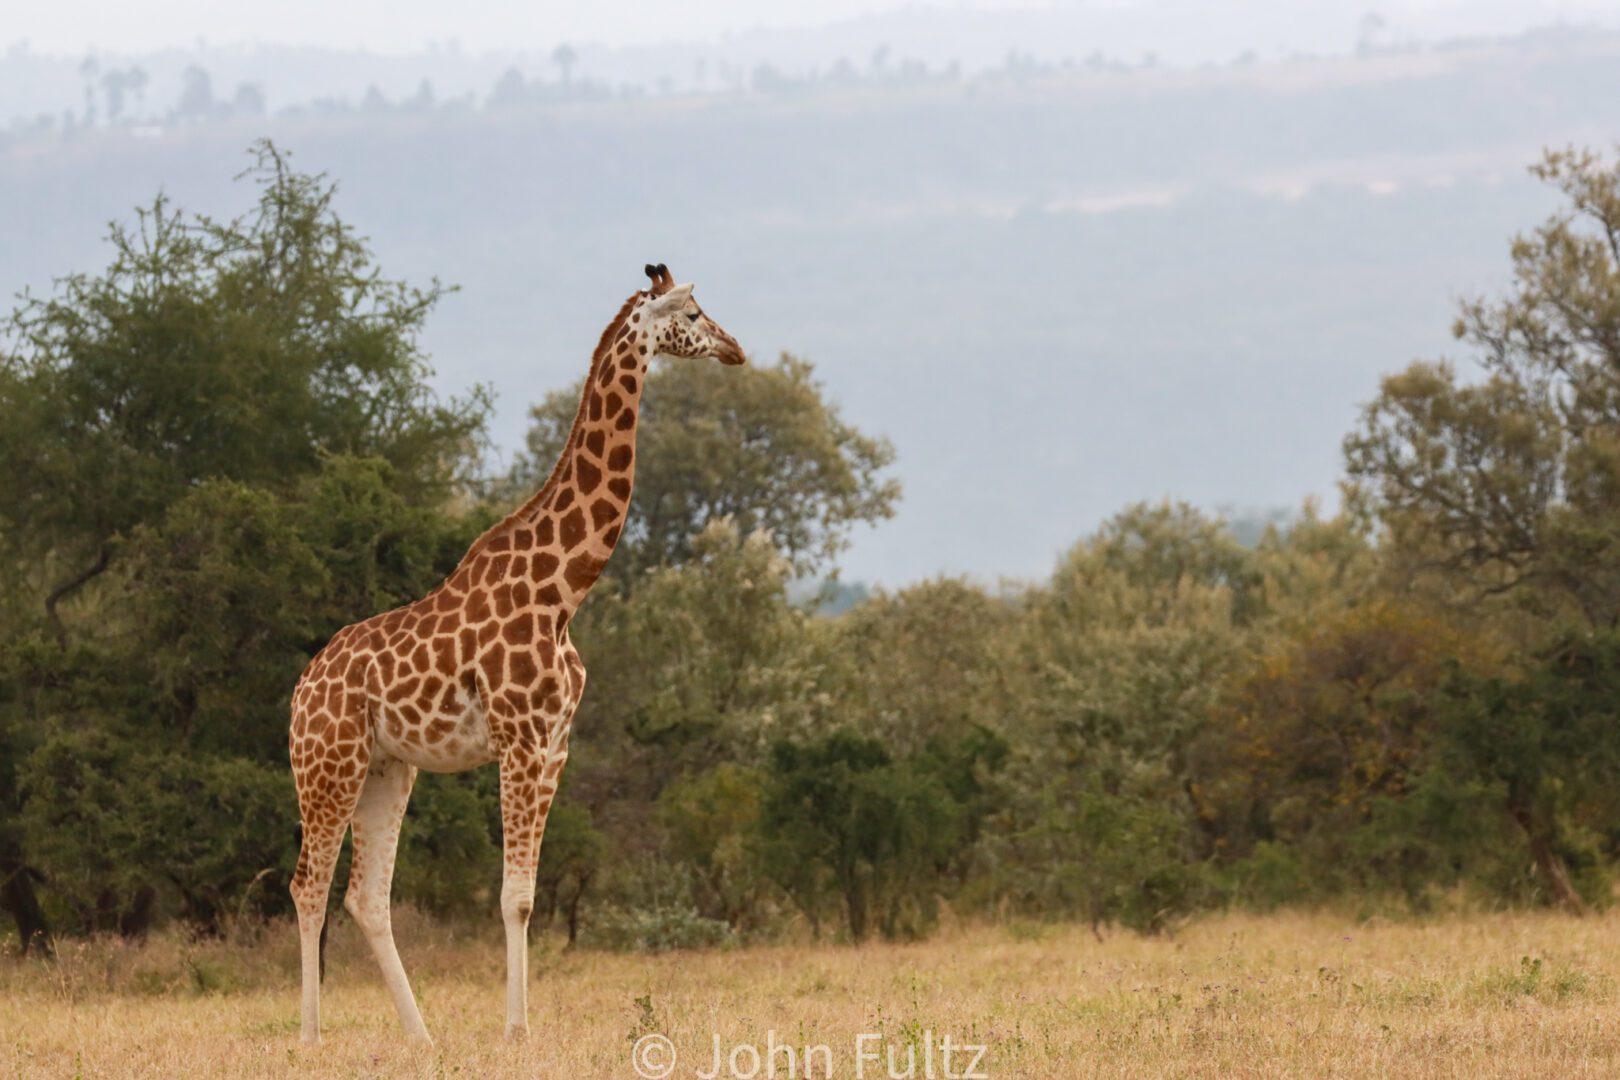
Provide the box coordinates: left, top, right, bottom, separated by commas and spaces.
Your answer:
501, 878, 534, 1038
346, 758, 429, 1043
347, 895, 431, 1042
298, 909, 325, 1044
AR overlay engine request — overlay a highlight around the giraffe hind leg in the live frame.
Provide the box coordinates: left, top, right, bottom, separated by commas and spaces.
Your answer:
293, 822, 332, 983
289, 715, 369, 1044
344, 755, 431, 1043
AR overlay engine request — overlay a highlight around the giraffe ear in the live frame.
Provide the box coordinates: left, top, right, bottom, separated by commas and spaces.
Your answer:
650, 283, 693, 310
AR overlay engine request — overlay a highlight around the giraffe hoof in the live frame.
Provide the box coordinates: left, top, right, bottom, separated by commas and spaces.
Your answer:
505, 1023, 531, 1042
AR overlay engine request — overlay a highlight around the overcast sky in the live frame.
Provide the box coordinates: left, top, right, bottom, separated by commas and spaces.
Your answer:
8, 0, 1620, 57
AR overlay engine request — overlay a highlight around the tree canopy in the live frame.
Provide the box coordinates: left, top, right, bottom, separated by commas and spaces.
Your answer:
510, 352, 898, 581
0, 143, 492, 948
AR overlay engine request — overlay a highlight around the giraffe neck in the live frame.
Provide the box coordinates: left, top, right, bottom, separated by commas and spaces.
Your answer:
455, 294, 652, 632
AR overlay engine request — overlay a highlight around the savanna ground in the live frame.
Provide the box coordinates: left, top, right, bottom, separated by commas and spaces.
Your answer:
2, 910, 1618, 1078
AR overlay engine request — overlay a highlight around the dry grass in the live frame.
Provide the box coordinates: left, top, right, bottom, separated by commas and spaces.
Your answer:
3, 909, 1619, 1078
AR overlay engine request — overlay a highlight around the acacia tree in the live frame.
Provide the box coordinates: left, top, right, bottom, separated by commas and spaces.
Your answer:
0, 143, 491, 946
0, 141, 487, 643
1344, 147, 1620, 910
1345, 148, 1620, 629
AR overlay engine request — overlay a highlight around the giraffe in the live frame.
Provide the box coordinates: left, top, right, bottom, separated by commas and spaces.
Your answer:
287, 264, 745, 1045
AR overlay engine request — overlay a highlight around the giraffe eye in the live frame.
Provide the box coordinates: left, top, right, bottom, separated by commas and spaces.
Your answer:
686, 312, 700, 323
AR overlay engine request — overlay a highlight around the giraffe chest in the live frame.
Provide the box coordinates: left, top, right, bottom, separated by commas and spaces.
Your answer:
374, 668, 495, 773
369, 631, 582, 774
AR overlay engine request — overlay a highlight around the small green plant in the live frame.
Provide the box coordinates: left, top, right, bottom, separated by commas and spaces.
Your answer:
590, 906, 733, 953
628, 991, 659, 1043
1470, 954, 1595, 1005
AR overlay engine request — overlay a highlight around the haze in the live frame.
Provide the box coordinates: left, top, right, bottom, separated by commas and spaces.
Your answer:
11, 1, 1620, 63
5, 0, 1620, 585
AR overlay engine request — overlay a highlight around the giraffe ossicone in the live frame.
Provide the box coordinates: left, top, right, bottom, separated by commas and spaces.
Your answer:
287, 264, 746, 1045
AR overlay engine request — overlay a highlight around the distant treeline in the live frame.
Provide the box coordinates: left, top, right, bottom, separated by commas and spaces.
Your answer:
9, 22, 1616, 150
2, 143, 1619, 955
2, 41, 1108, 147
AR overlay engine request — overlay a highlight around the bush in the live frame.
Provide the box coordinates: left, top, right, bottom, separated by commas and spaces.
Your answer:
755, 730, 966, 942
18, 727, 294, 935
586, 905, 734, 952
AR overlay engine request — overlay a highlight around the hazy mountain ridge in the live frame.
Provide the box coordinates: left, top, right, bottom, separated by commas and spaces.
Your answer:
4, 27, 1613, 583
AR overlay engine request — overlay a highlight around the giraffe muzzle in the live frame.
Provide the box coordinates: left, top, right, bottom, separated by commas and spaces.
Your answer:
714, 332, 747, 366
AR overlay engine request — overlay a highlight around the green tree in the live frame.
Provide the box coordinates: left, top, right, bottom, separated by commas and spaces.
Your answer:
17, 727, 294, 934
658, 763, 768, 930
755, 730, 967, 942
393, 773, 504, 921
1342, 147, 1620, 910
1211, 598, 1496, 905
511, 353, 897, 581
0, 143, 492, 944
982, 503, 1253, 928
831, 578, 1022, 755
1025, 502, 1254, 813
0, 141, 486, 642
1345, 148, 1620, 629
1429, 630, 1620, 912
568, 520, 823, 788
533, 801, 607, 945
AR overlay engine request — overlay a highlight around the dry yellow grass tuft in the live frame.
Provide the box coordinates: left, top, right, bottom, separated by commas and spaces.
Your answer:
3, 909, 1619, 1078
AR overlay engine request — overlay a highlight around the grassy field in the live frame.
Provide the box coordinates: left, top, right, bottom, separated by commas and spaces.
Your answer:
3, 909, 1619, 1078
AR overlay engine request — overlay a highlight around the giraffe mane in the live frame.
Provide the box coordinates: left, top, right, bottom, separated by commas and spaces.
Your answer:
446, 290, 649, 580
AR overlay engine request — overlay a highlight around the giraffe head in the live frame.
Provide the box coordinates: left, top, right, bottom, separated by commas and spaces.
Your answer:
642, 263, 746, 366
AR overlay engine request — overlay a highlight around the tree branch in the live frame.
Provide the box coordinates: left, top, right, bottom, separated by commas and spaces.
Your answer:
44, 547, 111, 646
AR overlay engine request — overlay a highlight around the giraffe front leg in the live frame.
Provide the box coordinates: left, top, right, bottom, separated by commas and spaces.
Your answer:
497, 719, 570, 1040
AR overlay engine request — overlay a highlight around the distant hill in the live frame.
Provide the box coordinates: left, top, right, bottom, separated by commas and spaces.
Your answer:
5, 28, 1616, 583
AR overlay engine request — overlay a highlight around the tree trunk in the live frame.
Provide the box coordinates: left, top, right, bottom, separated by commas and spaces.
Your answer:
564, 872, 592, 946
120, 884, 158, 940
1511, 805, 1587, 915
0, 854, 52, 956
843, 873, 868, 943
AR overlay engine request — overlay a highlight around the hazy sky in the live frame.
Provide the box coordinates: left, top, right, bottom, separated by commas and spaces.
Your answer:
8, 0, 1620, 56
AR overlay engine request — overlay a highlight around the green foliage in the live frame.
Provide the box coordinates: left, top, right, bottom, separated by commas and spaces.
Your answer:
533, 801, 608, 943
562, 519, 831, 860
588, 905, 734, 953
12, 143, 1620, 955
1345, 148, 1620, 626
1428, 630, 1620, 910
1061, 786, 1204, 935
0, 144, 491, 942
1027, 502, 1253, 795
755, 730, 976, 942
1339, 148, 1620, 909
513, 353, 897, 580
395, 773, 503, 920
831, 578, 1021, 755
0, 142, 487, 632
18, 727, 293, 933
658, 763, 767, 929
